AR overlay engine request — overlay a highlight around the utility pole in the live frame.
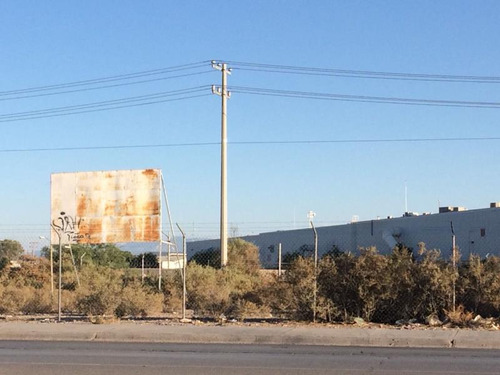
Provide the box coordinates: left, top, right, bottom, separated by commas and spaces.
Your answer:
212, 61, 231, 267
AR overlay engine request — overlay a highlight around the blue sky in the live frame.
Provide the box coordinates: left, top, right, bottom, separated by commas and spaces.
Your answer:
1, 1, 499, 243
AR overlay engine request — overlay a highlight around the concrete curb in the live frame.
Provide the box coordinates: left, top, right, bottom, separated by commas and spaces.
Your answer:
0, 322, 498, 349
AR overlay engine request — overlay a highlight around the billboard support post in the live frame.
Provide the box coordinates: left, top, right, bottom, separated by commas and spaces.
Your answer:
50, 224, 63, 322
58, 237, 62, 322
67, 244, 80, 287
158, 240, 162, 291
176, 223, 189, 322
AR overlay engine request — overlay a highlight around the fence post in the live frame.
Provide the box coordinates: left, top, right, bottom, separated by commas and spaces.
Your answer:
451, 221, 456, 313
141, 254, 145, 284
278, 242, 282, 277
310, 221, 318, 323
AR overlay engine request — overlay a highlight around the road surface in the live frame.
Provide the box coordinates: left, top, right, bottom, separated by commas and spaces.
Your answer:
0, 341, 498, 374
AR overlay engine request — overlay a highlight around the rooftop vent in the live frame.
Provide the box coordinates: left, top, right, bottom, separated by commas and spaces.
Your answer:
439, 206, 467, 213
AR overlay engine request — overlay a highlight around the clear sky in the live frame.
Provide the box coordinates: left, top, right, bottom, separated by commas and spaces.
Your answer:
1, 0, 499, 244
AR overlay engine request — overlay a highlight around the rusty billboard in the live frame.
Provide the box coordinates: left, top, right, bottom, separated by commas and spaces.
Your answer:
50, 169, 161, 244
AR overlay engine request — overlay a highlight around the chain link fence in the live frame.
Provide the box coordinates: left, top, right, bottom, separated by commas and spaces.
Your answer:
0, 228, 499, 328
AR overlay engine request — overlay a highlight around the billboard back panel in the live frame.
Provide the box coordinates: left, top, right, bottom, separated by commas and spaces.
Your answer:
51, 169, 161, 244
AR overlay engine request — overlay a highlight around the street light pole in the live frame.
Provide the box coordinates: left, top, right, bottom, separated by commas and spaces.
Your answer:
212, 61, 231, 267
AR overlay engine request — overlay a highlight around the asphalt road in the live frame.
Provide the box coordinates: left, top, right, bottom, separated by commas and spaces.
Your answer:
0, 341, 498, 375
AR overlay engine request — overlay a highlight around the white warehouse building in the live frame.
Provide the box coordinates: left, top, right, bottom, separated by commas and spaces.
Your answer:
187, 204, 500, 267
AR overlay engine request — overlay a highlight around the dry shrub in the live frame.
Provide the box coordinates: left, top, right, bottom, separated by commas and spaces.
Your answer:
411, 246, 454, 319
319, 252, 357, 321
3, 242, 500, 325
230, 299, 271, 320
0, 257, 54, 314
186, 263, 231, 317
22, 288, 54, 314
317, 245, 455, 323
61, 289, 78, 313
458, 255, 500, 317
258, 272, 294, 318
185, 239, 267, 318
228, 239, 260, 275
318, 248, 392, 322
355, 247, 392, 321
1, 256, 51, 289
445, 305, 474, 326
115, 281, 163, 318
74, 266, 122, 316
0, 284, 31, 314
279, 256, 316, 320
381, 247, 416, 321
160, 271, 183, 313
0, 284, 53, 314
74, 266, 164, 318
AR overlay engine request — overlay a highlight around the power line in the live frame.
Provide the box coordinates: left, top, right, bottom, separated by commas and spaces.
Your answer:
2, 136, 500, 153
231, 137, 500, 144
0, 86, 209, 118
0, 61, 210, 96
8, 84, 494, 123
0, 93, 211, 123
230, 86, 500, 108
0, 86, 212, 122
227, 60, 500, 83
0, 70, 213, 102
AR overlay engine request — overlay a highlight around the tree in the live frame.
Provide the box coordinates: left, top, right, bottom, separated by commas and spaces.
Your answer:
43, 243, 133, 269
227, 238, 260, 275
0, 239, 24, 260
129, 252, 159, 268
189, 247, 221, 268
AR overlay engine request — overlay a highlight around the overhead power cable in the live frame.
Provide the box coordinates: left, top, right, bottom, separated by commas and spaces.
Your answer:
0, 70, 213, 102
1, 136, 500, 153
227, 60, 500, 83
0, 61, 210, 97
0, 86, 211, 122
230, 86, 500, 108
